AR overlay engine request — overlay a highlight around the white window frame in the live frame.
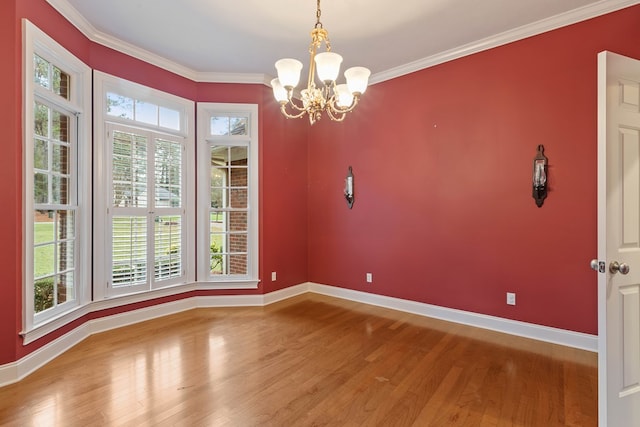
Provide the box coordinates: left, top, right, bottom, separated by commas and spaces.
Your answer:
22, 20, 92, 332
197, 103, 259, 288
93, 71, 195, 300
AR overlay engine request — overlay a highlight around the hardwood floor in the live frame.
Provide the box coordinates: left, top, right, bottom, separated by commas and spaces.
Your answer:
0, 293, 597, 426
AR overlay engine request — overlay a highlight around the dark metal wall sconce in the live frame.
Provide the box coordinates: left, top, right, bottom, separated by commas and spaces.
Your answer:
344, 166, 354, 209
532, 144, 548, 208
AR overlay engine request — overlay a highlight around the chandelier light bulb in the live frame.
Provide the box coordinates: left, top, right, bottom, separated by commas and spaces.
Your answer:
275, 58, 303, 88
314, 52, 343, 83
344, 66, 371, 95
270, 78, 288, 103
334, 84, 354, 108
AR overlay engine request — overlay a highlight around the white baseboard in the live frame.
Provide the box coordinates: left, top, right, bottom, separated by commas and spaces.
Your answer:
307, 283, 598, 352
0, 282, 597, 387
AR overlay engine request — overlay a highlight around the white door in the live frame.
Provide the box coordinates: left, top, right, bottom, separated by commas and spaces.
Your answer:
597, 51, 640, 427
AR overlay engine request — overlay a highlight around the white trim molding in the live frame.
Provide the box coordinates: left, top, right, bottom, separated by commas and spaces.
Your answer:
45, 0, 639, 85
1, 282, 596, 387
371, 0, 640, 84
307, 283, 598, 352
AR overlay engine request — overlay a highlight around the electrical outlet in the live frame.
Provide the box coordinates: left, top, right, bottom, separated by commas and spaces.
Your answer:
366, 273, 373, 283
506, 292, 516, 306
271, 271, 277, 281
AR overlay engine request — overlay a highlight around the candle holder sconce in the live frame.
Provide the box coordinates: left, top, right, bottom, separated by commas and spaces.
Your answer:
344, 166, 354, 209
532, 144, 548, 208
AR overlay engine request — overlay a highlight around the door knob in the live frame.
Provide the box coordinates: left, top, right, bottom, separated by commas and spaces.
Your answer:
609, 261, 630, 275
590, 259, 599, 271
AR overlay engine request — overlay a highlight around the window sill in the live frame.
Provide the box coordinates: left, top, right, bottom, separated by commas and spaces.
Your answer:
20, 280, 258, 345
195, 279, 260, 289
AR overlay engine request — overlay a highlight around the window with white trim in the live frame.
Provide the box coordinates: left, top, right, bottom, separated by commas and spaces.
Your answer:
197, 104, 259, 287
94, 71, 195, 299
23, 20, 92, 329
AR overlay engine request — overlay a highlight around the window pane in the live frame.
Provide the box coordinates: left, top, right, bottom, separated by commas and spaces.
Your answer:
229, 188, 247, 208
155, 139, 182, 208
51, 110, 69, 142
210, 211, 223, 223
210, 253, 225, 275
58, 240, 74, 272
230, 146, 247, 163
34, 173, 48, 204
155, 216, 181, 280
210, 116, 248, 136
229, 254, 248, 275
34, 102, 49, 137
52, 176, 69, 205
34, 54, 50, 90
52, 65, 70, 100
211, 146, 229, 166
34, 211, 55, 244
230, 117, 248, 135
210, 232, 224, 254
112, 216, 147, 286
229, 167, 247, 187
57, 210, 75, 240
57, 271, 74, 304
210, 165, 226, 189
34, 277, 55, 313
229, 232, 247, 253
107, 92, 134, 119
34, 138, 48, 170
135, 100, 158, 125
210, 188, 226, 208
211, 116, 230, 136
34, 244, 55, 278
52, 143, 69, 173
159, 107, 180, 130
112, 131, 148, 208
229, 211, 247, 231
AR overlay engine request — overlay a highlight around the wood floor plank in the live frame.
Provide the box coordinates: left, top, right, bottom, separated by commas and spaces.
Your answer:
0, 294, 597, 426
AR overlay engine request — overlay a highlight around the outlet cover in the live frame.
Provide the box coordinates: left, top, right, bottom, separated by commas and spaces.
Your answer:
271, 271, 277, 281
366, 273, 373, 283
506, 292, 516, 305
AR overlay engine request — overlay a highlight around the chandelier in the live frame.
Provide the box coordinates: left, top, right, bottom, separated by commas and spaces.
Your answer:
271, 0, 371, 125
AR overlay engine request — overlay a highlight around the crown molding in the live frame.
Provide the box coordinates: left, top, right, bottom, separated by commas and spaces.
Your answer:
45, 0, 270, 84
47, 0, 639, 86
370, 0, 640, 84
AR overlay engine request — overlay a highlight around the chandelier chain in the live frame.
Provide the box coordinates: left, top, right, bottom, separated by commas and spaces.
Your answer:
315, 0, 322, 28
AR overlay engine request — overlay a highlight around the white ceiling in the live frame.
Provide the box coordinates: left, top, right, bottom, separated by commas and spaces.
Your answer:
49, 0, 637, 84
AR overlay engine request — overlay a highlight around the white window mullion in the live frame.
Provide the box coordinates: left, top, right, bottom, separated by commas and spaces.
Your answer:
147, 134, 156, 290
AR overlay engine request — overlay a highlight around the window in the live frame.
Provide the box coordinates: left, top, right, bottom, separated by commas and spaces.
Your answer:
23, 20, 92, 329
197, 104, 258, 287
94, 72, 195, 299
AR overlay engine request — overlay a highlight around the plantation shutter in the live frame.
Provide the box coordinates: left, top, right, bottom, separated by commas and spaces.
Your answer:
107, 125, 186, 294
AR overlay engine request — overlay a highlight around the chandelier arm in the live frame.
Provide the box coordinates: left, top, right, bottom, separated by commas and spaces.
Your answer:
328, 95, 360, 115
326, 107, 347, 122
280, 103, 309, 120
285, 95, 308, 112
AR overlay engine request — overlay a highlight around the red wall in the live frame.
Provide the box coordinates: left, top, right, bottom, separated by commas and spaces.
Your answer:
307, 5, 640, 335
1, 0, 308, 365
2, 0, 639, 367
1, 0, 19, 365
